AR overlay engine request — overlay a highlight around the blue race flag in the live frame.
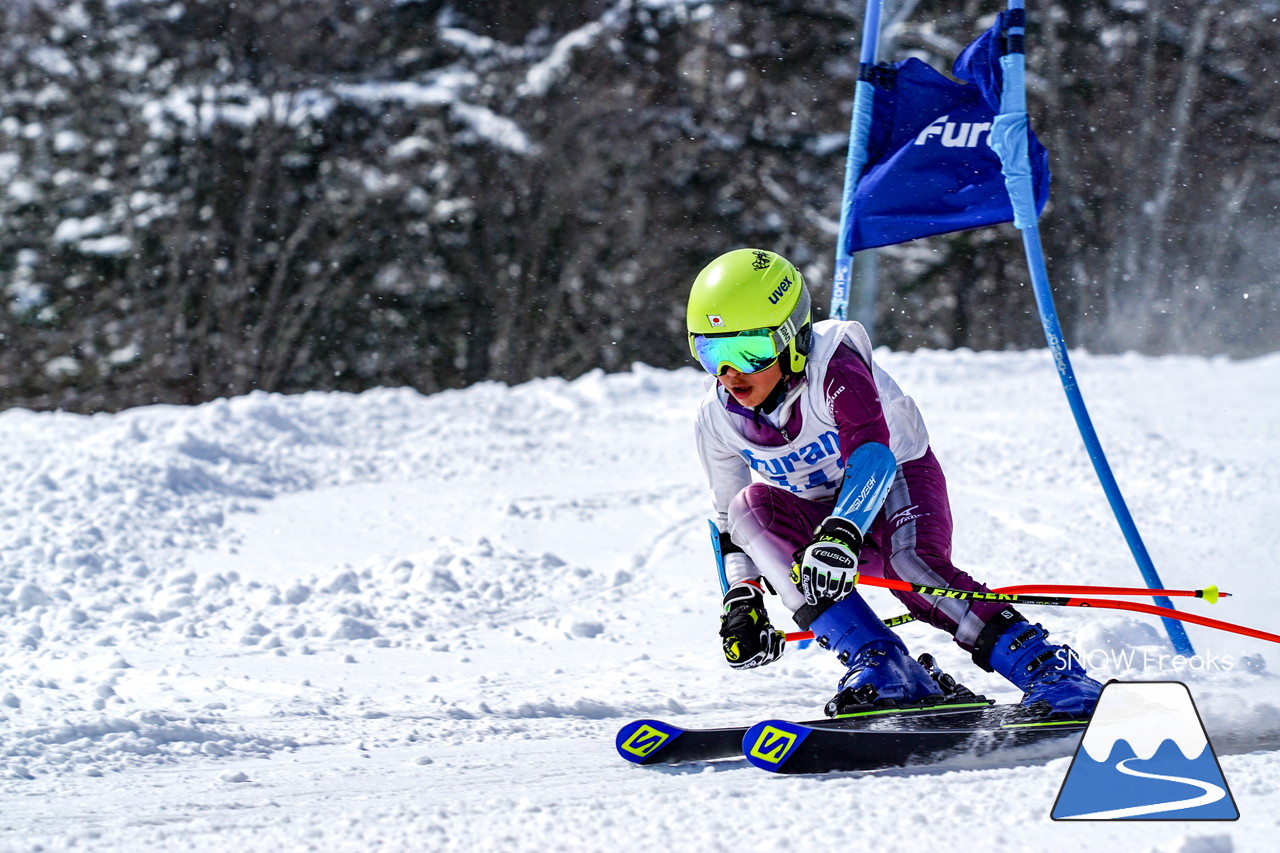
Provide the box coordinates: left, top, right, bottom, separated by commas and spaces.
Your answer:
846, 18, 1050, 252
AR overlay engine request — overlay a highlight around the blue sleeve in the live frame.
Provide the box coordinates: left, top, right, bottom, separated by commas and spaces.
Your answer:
832, 441, 896, 536
708, 519, 729, 595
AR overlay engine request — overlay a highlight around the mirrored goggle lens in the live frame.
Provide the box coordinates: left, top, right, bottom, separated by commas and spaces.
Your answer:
692, 330, 779, 375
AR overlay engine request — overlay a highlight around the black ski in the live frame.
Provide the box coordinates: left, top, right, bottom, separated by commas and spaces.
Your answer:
614, 699, 995, 766
742, 706, 1088, 774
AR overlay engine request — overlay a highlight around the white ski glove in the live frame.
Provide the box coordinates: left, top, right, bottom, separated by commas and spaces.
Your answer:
792, 516, 863, 606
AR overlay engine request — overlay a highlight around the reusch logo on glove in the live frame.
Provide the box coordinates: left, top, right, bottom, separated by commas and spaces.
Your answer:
813, 545, 855, 568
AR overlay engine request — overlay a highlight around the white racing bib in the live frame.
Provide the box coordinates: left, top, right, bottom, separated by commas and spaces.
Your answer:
695, 319, 929, 517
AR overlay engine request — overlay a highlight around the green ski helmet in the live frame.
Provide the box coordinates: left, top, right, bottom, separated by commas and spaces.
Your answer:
686, 248, 812, 375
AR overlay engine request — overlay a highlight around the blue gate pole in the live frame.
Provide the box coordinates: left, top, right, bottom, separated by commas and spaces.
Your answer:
991, 1, 1195, 655
831, 0, 884, 325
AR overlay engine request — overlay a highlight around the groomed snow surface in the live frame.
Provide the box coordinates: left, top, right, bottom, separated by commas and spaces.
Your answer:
2, 348, 1278, 852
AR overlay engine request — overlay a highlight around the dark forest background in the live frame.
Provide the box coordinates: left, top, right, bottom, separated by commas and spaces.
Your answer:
0, 0, 1277, 413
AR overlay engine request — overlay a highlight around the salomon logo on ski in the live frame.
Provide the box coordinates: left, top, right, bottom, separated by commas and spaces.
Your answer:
615, 720, 680, 763
748, 726, 795, 763
618, 725, 670, 759
744, 721, 810, 769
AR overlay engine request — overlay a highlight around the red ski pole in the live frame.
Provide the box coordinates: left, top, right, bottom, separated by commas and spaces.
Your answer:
782, 578, 1272, 644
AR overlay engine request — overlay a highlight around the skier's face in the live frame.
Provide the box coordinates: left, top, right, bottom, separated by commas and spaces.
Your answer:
718, 362, 783, 408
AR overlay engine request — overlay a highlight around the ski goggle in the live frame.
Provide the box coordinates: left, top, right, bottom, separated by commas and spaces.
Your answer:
691, 328, 782, 376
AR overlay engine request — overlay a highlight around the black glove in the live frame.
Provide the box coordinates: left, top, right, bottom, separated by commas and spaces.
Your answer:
719, 582, 785, 670
791, 515, 863, 606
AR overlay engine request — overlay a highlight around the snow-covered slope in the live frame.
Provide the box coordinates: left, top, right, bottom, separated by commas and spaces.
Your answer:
2, 349, 1278, 851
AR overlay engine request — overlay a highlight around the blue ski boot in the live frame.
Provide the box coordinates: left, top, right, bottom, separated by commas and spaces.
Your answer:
805, 593, 944, 717
987, 621, 1102, 718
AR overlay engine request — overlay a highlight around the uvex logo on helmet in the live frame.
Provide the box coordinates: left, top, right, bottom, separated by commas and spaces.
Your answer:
768, 277, 793, 305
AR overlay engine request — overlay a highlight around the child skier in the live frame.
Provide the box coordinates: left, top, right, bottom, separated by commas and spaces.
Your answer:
688, 248, 1102, 718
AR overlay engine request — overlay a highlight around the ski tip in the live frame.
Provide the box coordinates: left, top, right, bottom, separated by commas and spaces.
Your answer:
742, 719, 812, 773
615, 719, 683, 764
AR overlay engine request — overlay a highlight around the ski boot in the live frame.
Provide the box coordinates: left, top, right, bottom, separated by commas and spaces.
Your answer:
805, 593, 944, 717
987, 621, 1102, 719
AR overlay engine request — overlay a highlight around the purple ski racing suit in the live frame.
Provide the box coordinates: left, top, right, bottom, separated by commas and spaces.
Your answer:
695, 319, 1015, 656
